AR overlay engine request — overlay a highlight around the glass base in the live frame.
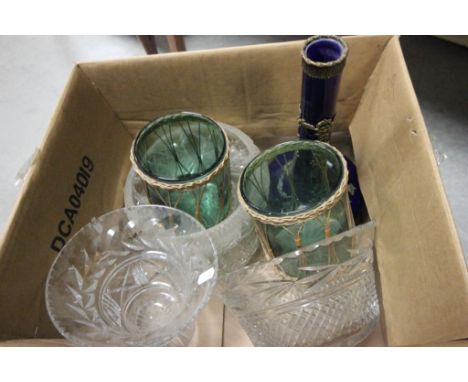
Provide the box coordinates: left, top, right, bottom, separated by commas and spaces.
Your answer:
250, 317, 379, 347
325, 317, 379, 346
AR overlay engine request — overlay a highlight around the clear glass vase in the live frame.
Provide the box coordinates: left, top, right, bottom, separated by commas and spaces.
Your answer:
239, 140, 354, 278
131, 112, 231, 228
219, 222, 380, 346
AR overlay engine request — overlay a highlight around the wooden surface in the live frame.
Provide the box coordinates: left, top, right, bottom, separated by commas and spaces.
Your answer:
138, 35, 186, 55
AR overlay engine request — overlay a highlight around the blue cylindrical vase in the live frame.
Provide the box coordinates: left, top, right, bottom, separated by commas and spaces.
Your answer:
298, 36, 364, 216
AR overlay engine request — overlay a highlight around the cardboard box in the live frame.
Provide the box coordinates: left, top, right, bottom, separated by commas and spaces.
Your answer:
0, 35, 467, 346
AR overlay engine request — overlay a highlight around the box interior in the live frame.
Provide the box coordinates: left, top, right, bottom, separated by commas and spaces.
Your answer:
0, 35, 466, 346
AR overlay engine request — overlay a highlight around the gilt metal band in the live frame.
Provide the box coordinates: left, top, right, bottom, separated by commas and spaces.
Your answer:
298, 117, 333, 142
302, 35, 348, 79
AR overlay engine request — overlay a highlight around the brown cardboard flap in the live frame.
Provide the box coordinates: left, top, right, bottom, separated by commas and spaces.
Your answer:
350, 37, 468, 346
222, 308, 253, 347
0, 67, 133, 339
189, 297, 224, 347
80, 36, 391, 138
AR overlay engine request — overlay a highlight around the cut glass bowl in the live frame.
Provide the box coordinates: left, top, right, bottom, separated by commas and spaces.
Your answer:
45, 206, 217, 346
219, 222, 380, 346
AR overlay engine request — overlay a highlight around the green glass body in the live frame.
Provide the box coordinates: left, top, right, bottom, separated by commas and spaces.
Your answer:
133, 112, 231, 228
145, 167, 231, 228
256, 193, 351, 277
240, 141, 353, 277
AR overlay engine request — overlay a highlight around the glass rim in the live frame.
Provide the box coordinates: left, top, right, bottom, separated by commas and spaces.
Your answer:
239, 140, 348, 219
220, 221, 375, 278
132, 111, 228, 184
302, 35, 348, 68
45, 205, 214, 289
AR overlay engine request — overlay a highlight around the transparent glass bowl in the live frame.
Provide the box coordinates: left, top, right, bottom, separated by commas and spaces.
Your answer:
219, 222, 380, 346
124, 122, 261, 274
45, 206, 218, 346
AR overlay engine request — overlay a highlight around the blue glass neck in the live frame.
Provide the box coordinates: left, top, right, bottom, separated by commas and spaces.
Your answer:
299, 37, 345, 140
299, 74, 341, 140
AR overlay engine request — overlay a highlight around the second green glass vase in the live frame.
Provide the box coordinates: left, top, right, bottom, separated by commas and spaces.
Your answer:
131, 112, 231, 228
239, 140, 354, 277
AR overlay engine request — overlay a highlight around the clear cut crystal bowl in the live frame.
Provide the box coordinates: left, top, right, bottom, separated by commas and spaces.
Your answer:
219, 222, 380, 346
124, 122, 261, 274
45, 206, 218, 346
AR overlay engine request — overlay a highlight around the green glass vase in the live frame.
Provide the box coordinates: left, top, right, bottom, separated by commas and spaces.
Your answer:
131, 112, 231, 228
239, 140, 354, 277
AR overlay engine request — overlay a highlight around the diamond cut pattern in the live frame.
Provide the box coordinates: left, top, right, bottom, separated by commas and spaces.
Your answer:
221, 222, 380, 346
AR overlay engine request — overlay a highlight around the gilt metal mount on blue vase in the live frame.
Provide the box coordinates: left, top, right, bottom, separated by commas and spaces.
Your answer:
298, 35, 364, 217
